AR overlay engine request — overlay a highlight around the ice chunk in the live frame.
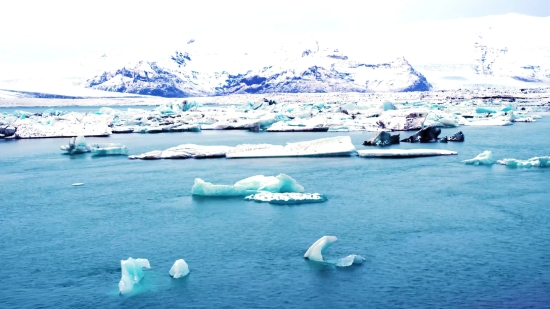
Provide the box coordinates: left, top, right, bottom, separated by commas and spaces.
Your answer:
245, 192, 327, 205
60, 136, 91, 154
169, 259, 190, 279
129, 144, 231, 160
304, 236, 338, 262
191, 174, 305, 197
118, 258, 151, 295
464, 118, 513, 126
462, 151, 496, 165
497, 156, 550, 167
226, 136, 356, 158
336, 255, 366, 267
90, 143, 128, 156
358, 149, 457, 158
72, 183, 84, 186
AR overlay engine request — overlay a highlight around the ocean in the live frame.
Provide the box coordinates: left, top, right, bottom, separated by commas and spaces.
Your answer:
1, 118, 549, 308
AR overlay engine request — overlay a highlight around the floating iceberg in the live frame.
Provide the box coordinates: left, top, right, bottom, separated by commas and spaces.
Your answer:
358, 149, 457, 158
129, 144, 231, 160
496, 156, 550, 167
118, 258, 151, 295
169, 259, 190, 279
336, 255, 366, 267
191, 174, 305, 197
90, 143, 128, 156
304, 236, 338, 262
226, 136, 356, 158
464, 118, 513, 126
245, 192, 327, 205
462, 151, 496, 165
60, 136, 91, 154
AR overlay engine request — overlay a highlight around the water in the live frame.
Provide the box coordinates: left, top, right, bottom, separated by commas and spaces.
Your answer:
1, 120, 550, 308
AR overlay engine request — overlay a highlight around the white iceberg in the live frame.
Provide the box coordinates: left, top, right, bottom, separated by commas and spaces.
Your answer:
462, 151, 496, 165
226, 136, 356, 158
118, 257, 151, 295
358, 149, 457, 158
191, 174, 305, 197
90, 143, 128, 156
245, 192, 327, 205
129, 144, 231, 160
497, 156, 550, 167
60, 136, 91, 154
169, 259, 190, 279
304, 236, 338, 262
464, 118, 513, 126
336, 255, 366, 267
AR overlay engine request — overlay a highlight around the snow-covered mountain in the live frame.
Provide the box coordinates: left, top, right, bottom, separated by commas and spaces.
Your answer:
1, 13, 549, 98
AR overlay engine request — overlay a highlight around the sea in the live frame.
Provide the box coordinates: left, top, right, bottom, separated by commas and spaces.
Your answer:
1, 112, 549, 308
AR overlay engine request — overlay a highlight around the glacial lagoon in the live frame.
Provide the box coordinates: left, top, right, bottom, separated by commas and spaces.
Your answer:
1, 118, 550, 308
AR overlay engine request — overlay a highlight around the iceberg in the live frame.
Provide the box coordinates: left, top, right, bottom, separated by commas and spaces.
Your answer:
169, 259, 190, 279
358, 149, 457, 158
304, 236, 338, 262
226, 136, 356, 158
60, 136, 91, 154
336, 255, 366, 267
462, 151, 496, 165
118, 258, 151, 295
496, 156, 550, 167
244, 192, 327, 205
90, 143, 128, 156
191, 174, 305, 197
129, 144, 231, 160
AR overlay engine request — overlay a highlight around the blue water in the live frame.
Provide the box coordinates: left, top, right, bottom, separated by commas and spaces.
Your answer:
1, 119, 550, 308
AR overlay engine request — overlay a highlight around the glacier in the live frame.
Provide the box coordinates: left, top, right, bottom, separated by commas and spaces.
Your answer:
462, 151, 496, 165
191, 174, 305, 197
118, 258, 151, 295
169, 259, 190, 279
304, 236, 338, 262
244, 192, 327, 205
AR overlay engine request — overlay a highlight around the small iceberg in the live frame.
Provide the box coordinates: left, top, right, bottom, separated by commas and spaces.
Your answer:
191, 174, 305, 197
497, 156, 550, 168
118, 258, 151, 295
60, 136, 90, 154
358, 149, 457, 158
169, 259, 190, 279
90, 143, 128, 156
245, 192, 327, 205
336, 255, 366, 267
462, 151, 496, 165
72, 183, 84, 186
304, 236, 338, 262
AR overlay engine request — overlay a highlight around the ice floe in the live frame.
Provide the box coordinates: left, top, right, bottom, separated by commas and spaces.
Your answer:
169, 259, 190, 279
244, 192, 327, 205
118, 257, 151, 295
128, 144, 231, 160
496, 156, 550, 167
90, 143, 128, 156
462, 151, 496, 165
358, 149, 457, 158
191, 174, 305, 197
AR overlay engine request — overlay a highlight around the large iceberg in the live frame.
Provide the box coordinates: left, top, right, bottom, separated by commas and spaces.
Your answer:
60, 136, 91, 154
169, 259, 190, 279
226, 136, 356, 158
358, 149, 457, 158
336, 255, 366, 267
118, 258, 151, 295
497, 156, 550, 167
304, 236, 338, 262
191, 174, 305, 197
129, 144, 231, 160
462, 151, 496, 165
244, 192, 327, 205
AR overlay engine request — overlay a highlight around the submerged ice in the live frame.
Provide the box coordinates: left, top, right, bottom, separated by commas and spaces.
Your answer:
191, 174, 305, 197
118, 258, 151, 295
336, 255, 366, 267
169, 259, 190, 279
245, 192, 327, 205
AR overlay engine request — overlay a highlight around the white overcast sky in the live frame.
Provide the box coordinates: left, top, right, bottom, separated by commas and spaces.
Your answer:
1, 0, 549, 63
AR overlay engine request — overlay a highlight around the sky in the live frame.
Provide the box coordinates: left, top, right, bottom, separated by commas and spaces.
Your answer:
1, 0, 549, 64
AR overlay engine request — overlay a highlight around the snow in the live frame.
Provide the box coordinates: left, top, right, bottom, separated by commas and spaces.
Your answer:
304, 236, 338, 262
169, 259, 190, 279
118, 258, 151, 295
244, 192, 327, 205
462, 151, 496, 165
358, 149, 457, 158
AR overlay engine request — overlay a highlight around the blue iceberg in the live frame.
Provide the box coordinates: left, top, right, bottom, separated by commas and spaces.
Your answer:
118, 258, 150, 295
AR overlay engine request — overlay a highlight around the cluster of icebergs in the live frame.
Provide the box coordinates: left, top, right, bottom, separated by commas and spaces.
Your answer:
0, 97, 543, 139
463, 151, 550, 167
